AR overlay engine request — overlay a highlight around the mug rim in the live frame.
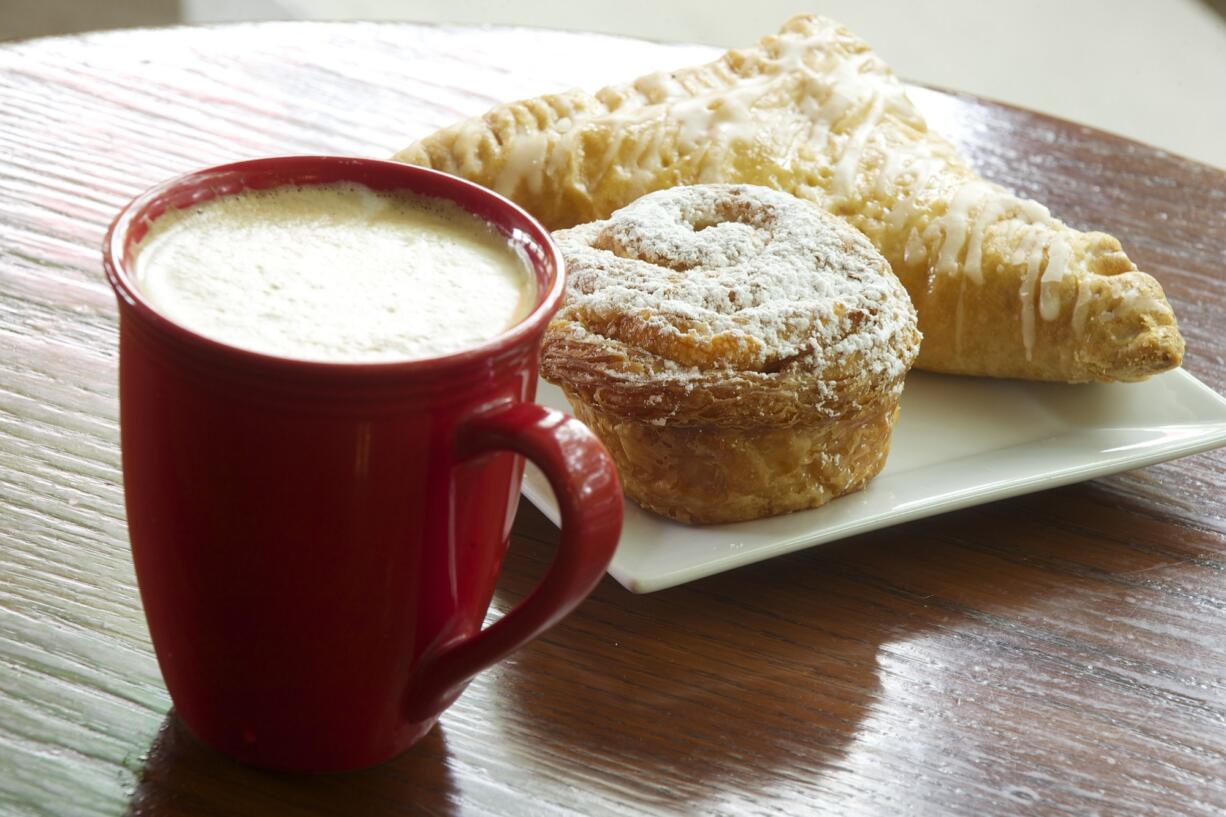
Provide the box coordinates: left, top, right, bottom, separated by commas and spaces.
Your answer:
103, 155, 566, 377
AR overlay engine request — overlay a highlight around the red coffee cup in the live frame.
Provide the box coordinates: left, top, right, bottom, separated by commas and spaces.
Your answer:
103, 156, 623, 772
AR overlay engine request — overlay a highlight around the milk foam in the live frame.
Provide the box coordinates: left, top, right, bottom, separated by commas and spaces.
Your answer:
134, 183, 535, 362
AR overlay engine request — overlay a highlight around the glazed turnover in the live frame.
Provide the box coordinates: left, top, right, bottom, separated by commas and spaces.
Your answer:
397, 14, 1184, 383
540, 184, 920, 524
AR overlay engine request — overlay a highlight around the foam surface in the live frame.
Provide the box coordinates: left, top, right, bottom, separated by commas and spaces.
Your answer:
134, 183, 534, 362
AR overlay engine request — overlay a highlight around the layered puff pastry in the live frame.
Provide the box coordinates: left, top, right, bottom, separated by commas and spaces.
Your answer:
540, 184, 920, 524
397, 15, 1184, 384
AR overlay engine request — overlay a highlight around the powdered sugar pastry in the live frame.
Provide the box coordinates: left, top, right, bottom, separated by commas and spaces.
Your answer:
550, 185, 919, 423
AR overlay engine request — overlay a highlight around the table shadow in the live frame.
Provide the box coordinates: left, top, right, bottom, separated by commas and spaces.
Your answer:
482, 486, 1190, 810
126, 713, 458, 817
487, 532, 887, 810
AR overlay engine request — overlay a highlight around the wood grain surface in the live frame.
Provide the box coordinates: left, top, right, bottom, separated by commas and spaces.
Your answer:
1, 21, 1225, 817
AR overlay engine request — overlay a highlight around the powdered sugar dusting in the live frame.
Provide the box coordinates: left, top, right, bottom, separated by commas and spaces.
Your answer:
555, 184, 919, 389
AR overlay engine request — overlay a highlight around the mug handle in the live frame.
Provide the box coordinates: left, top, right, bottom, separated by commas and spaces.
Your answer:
405, 401, 623, 722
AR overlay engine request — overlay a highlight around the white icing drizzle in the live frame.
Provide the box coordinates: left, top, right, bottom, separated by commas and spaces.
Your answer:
455, 124, 488, 179
916, 178, 1061, 290
1071, 278, 1094, 337
673, 85, 758, 151
874, 149, 907, 199
1018, 199, 1054, 222
825, 53, 911, 198
903, 227, 926, 266
1016, 230, 1046, 361
634, 70, 686, 103
832, 91, 883, 196
1039, 238, 1072, 321
924, 181, 994, 282
884, 157, 943, 234
494, 133, 549, 196
964, 195, 1013, 280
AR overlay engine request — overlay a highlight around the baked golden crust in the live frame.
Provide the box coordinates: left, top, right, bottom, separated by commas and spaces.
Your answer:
563, 389, 902, 525
540, 184, 919, 524
397, 14, 1184, 384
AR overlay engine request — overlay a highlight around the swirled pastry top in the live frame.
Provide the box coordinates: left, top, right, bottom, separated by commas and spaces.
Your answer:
542, 185, 921, 427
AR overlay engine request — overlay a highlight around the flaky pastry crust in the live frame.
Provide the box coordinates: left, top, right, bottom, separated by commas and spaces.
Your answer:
397, 15, 1184, 384
565, 393, 901, 525
541, 184, 919, 524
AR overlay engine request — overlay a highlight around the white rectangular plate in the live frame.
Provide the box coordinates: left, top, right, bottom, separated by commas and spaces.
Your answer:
521, 370, 1226, 593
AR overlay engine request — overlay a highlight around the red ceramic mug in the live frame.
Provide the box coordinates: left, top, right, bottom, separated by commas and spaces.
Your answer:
103, 156, 623, 772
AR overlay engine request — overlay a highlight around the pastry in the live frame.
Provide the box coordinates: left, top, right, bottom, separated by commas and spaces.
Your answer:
540, 184, 920, 524
397, 15, 1184, 383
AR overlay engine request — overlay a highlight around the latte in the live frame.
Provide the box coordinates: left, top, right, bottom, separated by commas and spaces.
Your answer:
134, 183, 535, 362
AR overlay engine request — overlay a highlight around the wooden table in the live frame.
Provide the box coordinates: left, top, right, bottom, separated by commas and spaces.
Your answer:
2, 21, 1225, 817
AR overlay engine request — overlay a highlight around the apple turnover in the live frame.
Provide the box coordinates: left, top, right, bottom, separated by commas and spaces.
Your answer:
397, 15, 1184, 384
540, 184, 920, 524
